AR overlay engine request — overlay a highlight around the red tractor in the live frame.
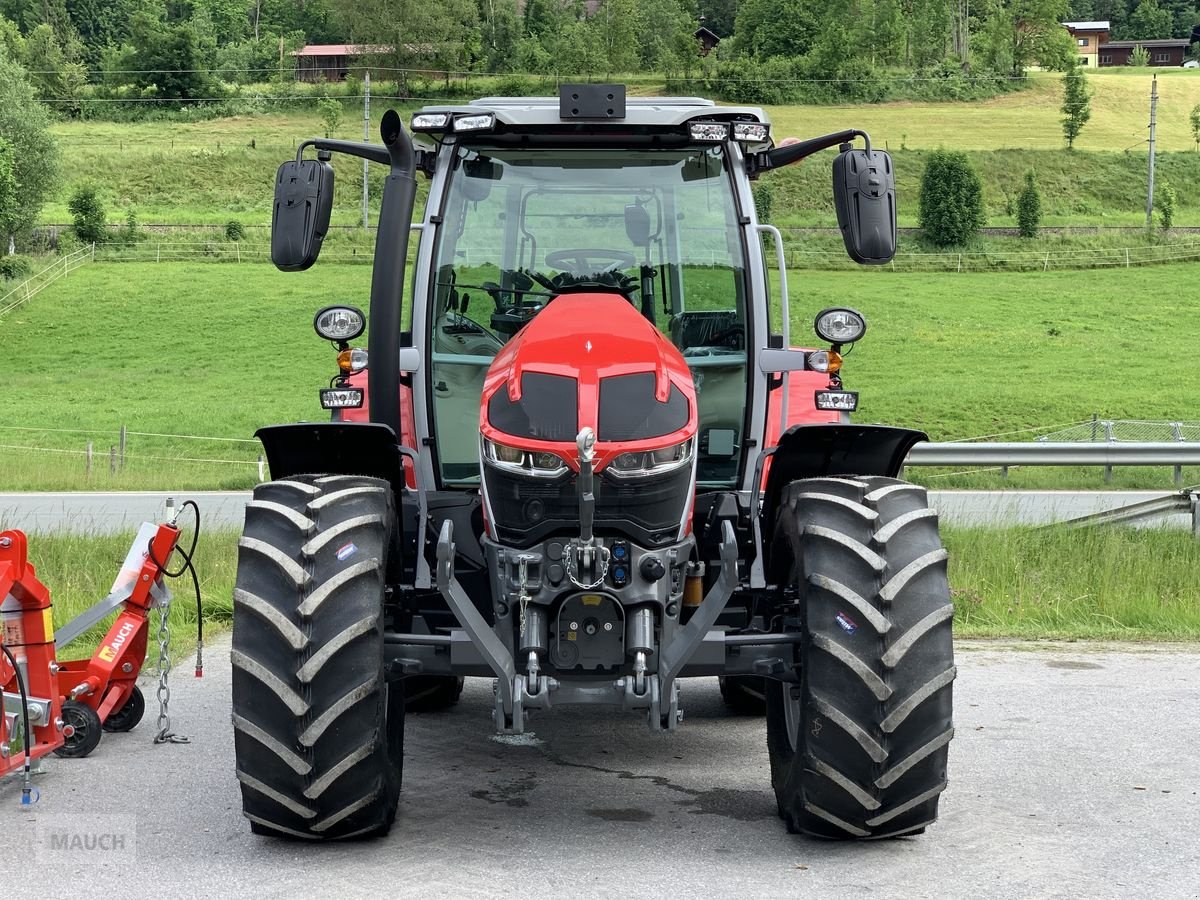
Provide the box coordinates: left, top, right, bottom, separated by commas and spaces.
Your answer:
233, 86, 954, 842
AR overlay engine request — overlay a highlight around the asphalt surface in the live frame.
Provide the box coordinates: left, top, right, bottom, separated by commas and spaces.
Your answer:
4, 638, 1198, 899
0, 489, 1191, 534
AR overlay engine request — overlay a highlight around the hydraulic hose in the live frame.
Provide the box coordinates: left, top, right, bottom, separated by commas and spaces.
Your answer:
1, 641, 34, 805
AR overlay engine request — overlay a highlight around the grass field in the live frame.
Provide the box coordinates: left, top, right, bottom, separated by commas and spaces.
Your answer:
1, 260, 1197, 490
35, 70, 1200, 229
36, 525, 1200, 647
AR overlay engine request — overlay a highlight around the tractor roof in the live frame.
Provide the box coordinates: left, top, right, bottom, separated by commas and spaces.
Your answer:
411, 95, 771, 137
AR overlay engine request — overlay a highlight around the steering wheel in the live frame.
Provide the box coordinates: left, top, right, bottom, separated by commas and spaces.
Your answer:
707, 325, 744, 349
544, 249, 637, 277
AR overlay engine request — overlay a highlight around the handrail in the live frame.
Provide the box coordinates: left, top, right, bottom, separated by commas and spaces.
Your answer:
906, 442, 1200, 467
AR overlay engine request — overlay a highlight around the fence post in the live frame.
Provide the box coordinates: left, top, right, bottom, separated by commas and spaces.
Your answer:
109, 445, 117, 475
1103, 420, 1115, 484
258, 454, 265, 482
86, 441, 93, 477
1090, 413, 1098, 442
236, 242, 241, 263
1172, 422, 1184, 488
91, 242, 95, 262
119, 424, 127, 469
1125, 248, 1130, 268
156, 243, 161, 263
1043, 252, 1050, 272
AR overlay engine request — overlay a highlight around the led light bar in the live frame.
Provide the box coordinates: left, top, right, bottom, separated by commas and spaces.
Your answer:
689, 122, 729, 142
320, 388, 364, 409
732, 122, 769, 143
454, 113, 496, 133
814, 390, 859, 412
411, 113, 451, 131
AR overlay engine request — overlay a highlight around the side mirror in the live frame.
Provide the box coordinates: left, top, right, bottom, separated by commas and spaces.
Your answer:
832, 148, 896, 265
272, 158, 334, 272
624, 204, 651, 246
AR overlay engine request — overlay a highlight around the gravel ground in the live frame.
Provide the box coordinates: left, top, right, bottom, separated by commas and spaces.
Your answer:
4, 638, 1198, 899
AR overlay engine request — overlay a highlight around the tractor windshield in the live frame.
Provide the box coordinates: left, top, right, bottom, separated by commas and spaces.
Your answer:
428, 145, 750, 487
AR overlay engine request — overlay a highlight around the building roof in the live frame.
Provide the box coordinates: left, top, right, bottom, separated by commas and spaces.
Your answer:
694, 26, 721, 42
291, 44, 391, 57
1101, 39, 1190, 48
1062, 21, 1110, 31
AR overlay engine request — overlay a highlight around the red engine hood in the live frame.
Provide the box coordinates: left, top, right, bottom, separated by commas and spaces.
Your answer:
480, 294, 697, 472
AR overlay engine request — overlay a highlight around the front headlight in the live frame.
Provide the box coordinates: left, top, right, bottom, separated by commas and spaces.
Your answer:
606, 438, 694, 477
314, 305, 366, 342
482, 439, 568, 478
814, 307, 867, 345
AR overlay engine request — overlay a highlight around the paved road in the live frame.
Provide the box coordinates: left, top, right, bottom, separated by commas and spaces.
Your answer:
5, 638, 1197, 898
0, 489, 1191, 534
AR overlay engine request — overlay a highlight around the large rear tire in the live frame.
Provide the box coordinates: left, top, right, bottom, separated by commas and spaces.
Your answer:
718, 675, 767, 715
232, 474, 402, 840
766, 476, 955, 840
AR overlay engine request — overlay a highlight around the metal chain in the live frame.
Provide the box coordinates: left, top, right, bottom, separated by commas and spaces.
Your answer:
153, 591, 189, 745
566, 543, 610, 590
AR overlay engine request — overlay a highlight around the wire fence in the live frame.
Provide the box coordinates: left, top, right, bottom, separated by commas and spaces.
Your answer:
1037, 419, 1200, 443
0, 423, 266, 484
81, 238, 1200, 273
779, 241, 1200, 272
0, 245, 93, 317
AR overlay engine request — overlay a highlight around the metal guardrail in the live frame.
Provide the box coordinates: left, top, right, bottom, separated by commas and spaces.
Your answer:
906, 442, 1200, 467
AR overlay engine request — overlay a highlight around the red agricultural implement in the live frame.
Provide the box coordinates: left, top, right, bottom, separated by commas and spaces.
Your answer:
1, 506, 198, 804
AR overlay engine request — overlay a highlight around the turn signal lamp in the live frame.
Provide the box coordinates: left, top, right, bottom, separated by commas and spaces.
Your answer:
337, 348, 369, 374
806, 349, 843, 374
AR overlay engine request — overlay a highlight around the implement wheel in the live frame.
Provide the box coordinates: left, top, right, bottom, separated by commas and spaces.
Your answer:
232, 475, 402, 840
766, 476, 955, 839
103, 685, 145, 733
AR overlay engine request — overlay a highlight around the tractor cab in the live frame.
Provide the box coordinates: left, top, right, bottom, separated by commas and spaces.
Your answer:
423, 128, 754, 489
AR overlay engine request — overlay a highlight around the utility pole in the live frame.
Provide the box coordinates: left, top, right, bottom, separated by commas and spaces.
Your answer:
363, 71, 370, 230
1146, 73, 1158, 231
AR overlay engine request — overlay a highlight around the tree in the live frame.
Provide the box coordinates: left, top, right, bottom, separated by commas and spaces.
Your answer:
733, 0, 819, 60
1190, 103, 1200, 150
0, 138, 18, 255
317, 97, 341, 137
68, 184, 106, 244
1156, 181, 1176, 231
333, 0, 479, 89
1124, 0, 1173, 39
0, 47, 58, 253
477, 0, 520, 71
918, 150, 985, 247
1061, 62, 1091, 149
1008, 0, 1072, 74
1016, 170, 1041, 237
127, 12, 217, 99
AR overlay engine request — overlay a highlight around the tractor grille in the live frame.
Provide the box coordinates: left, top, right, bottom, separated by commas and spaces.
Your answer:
484, 464, 690, 549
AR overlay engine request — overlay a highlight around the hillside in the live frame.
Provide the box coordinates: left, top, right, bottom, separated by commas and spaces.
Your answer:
39, 71, 1200, 229
1, 261, 1197, 490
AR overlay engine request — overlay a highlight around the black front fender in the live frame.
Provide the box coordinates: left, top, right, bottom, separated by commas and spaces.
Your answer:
760, 423, 926, 551
256, 422, 404, 493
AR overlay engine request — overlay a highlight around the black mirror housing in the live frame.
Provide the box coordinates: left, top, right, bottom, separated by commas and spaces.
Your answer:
272, 158, 334, 272
832, 148, 896, 265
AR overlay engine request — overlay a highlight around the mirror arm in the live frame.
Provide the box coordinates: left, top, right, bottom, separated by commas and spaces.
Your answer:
748, 129, 871, 176
298, 138, 391, 167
